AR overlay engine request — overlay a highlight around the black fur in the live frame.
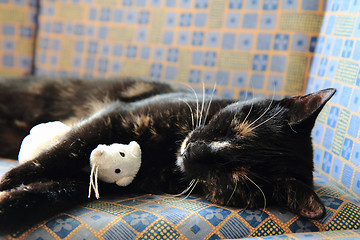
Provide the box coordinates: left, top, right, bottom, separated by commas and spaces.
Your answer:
0, 77, 335, 234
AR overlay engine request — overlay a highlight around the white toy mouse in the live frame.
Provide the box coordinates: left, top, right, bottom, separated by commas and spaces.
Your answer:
88, 141, 142, 199
17, 121, 142, 199
18, 121, 71, 163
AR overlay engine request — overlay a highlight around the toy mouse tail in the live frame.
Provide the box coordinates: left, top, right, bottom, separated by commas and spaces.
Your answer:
88, 164, 100, 199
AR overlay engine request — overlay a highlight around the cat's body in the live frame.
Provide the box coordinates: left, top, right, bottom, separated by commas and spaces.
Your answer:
0, 77, 335, 234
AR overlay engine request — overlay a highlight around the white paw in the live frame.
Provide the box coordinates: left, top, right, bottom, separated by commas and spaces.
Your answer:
18, 121, 70, 164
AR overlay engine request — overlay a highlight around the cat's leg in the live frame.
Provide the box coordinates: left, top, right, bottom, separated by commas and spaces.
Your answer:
0, 177, 89, 235
0, 105, 125, 191
273, 178, 326, 219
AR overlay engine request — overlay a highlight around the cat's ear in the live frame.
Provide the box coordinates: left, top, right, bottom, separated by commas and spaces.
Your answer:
283, 179, 326, 219
282, 88, 336, 130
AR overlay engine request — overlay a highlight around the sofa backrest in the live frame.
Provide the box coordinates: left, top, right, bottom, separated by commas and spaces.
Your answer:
0, 0, 38, 77
306, 0, 360, 199
32, 0, 325, 99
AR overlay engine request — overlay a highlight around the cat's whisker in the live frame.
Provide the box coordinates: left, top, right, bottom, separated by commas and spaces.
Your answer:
180, 83, 200, 127
182, 178, 199, 200
247, 84, 277, 131
172, 179, 196, 197
242, 75, 254, 102
287, 120, 298, 133
203, 82, 217, 126
182, 100, 195, 130
234, 79, 254, 132
241, 180, 252, 211
225, 180, 237, 206
239, 101, 253, 130
198, 82, 206, 127
246, 95, 275, 130
191, 88, 200, 128
269, 80, 277, 101
249, 108, 283, 132
244, 175, 267, 215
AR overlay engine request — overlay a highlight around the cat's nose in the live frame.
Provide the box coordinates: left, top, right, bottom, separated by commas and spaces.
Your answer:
183, 141, 208, 160
182, 142, 194, 160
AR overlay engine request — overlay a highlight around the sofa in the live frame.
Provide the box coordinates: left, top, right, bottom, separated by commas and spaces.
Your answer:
0, 0, 359, 239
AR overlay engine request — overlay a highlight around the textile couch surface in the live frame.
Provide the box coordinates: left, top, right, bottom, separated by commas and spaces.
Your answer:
0, 0, 359, 239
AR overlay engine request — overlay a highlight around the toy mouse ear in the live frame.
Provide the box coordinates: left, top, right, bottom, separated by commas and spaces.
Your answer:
129, 141, 141, 157
91, 149, 104, 157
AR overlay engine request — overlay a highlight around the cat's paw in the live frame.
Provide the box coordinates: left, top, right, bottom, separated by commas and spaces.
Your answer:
0, 161, 41, 191
18, 121, 70, 164
0, 169, 21, 191
0, 190, 9, 201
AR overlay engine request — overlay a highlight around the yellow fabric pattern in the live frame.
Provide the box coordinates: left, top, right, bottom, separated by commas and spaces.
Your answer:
306, 0, 360, 200
34, 0, 326, 99
0, 1, 37, 77
3, 174, 359, 239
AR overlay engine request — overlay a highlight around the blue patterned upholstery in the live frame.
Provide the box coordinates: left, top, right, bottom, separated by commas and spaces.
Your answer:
0, 160, 359, 239
0, 0, 359, 239
306, 0, 360, 202
0, 0, 37, 77
33, 0, 327, 99
247, 230, 360, 240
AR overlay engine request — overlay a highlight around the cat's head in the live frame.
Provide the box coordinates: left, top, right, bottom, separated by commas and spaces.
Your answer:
177, 88, 336, 219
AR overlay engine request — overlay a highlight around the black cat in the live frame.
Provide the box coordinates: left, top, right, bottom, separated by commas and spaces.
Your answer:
0, 77, 335, 234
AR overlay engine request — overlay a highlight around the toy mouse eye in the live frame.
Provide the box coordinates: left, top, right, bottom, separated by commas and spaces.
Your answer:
119, 152, 125, 157
115, 169, 121, 174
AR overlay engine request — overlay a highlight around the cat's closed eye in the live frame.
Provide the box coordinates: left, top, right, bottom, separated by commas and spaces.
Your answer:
119, 152, 125, 157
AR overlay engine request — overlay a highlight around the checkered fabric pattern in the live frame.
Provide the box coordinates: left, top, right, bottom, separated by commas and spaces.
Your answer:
1, 0, 360, 239
33, 0, 325, 99
306, 0, 360, 200
247, 230, 360, 240
0, 163, 359, 239
0, 0, 38, 77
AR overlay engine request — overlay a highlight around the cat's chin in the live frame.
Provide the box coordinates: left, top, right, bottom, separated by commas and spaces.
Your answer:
176, 155, 185, 172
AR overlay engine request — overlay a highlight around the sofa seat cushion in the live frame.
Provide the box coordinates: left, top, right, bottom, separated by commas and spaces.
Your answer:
244, 230, 360, 240
0, 159, 359, 239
